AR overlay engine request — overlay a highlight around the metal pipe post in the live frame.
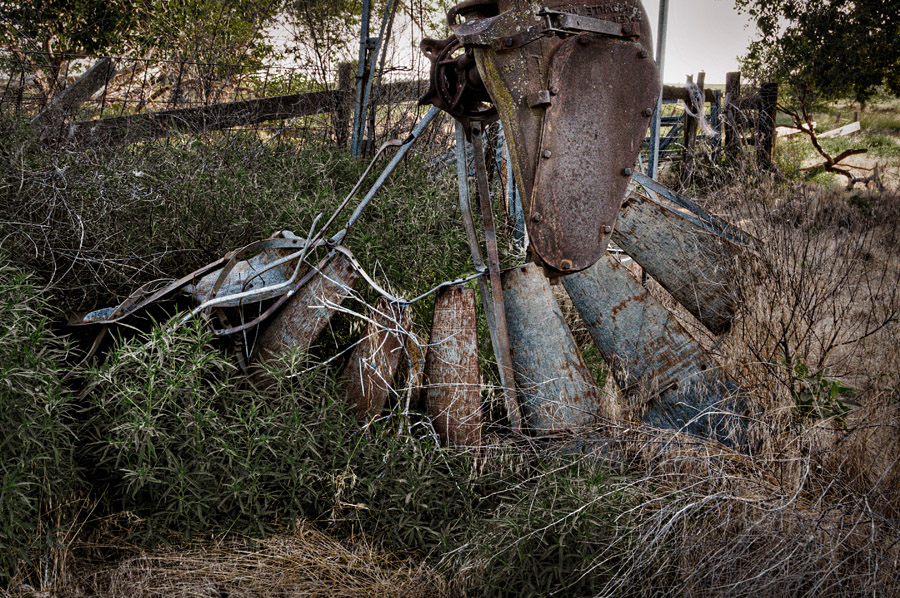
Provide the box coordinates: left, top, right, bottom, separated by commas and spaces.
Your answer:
352, 0, 399, 156
647, 0, 669, 180
350, 0, 372, 156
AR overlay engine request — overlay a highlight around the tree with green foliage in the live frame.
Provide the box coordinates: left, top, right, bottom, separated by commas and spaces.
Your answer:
736, 0, 900, 186
0, 0, 138, 96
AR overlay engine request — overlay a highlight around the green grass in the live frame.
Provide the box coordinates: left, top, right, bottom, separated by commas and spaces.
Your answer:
821, 132, 900, 160
860, 110, 900, 134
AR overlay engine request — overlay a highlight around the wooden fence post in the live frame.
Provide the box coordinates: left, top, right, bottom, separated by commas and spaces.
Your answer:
335, 62, 354, 148
724, 71, 741, 156
681, 71, 705, 184
31, 57, 115, 132
757, 81, 778, 170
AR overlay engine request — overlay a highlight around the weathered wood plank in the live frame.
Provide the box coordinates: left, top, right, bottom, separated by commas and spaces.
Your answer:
680, 72, 705, 184
31, 57, 115, 129
65, 79, 423, 146
662, 84, 716, 104
818, 121, 860, 139
724, 71, 741, 154
757, 82, 778, 169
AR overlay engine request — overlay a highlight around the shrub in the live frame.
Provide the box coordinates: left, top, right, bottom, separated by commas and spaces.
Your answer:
81, 315, 479, 550
0, 257, 81, 587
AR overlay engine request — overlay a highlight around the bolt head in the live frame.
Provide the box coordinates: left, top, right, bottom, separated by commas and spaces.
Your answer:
638, 49, 648, 59
622, 167, 633, 176
504, 38, 514, 47
603, 225, 612, 234
643, 107, 653, 117
622, 24, 633, 36
560, 259, 573, 271
542, 149, 552, 159
549, 85, 560, 95
532, 213, 543, 223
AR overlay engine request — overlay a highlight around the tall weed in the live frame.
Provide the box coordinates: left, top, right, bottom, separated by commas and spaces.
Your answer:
0, 257, 81, 588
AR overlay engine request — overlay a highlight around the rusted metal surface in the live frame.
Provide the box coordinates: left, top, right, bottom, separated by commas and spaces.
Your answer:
562, 255, 745, 444
69, 257, 227, 327
423, 286, 482, 446
611, 192, 739, 334
443, 0, 658, 273
502, 263, 603, 434
418, 36, 497, 130
465, 0, 654, 219
342, 298, 412, 418
471, 125, 521, 432
528, 34, 659, 272
455, 123, 522, 431
254, 254, 359, 361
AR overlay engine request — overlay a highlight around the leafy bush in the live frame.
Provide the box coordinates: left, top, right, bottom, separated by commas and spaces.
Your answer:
0, 258, 81, 586
80, 316, 476, 550
0, 113, 470, 321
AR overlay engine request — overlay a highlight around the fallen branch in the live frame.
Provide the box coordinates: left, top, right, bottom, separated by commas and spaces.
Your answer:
781, 102, 874, 189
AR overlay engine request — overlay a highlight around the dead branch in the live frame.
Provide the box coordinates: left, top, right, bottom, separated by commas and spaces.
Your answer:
780, 101, 878, 190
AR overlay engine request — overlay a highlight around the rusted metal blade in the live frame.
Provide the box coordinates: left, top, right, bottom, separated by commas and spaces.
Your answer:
341, 297, 412, 418
501, 263, 604, 434
423, 286, 483, 446
528, 35, 659, 272
68, 257, 227, 327
611, 192, 740, 335
562, 255, 745, 445
471, 1, 655, 271
253, 254, 359, 362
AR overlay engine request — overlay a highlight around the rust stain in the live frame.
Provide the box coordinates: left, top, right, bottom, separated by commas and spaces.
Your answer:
341, 297, 412, 418
423, 286, 483, 446
254, 254, 359, 363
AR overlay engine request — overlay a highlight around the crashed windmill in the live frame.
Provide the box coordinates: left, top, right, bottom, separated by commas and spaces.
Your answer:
72, 0, 750, 447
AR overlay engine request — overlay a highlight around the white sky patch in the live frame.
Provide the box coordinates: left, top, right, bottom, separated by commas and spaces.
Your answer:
642, 0, 758, 85
264, 1, 760, 85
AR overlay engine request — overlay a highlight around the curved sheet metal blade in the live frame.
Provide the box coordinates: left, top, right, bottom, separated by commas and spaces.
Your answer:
528, 35, 659, 272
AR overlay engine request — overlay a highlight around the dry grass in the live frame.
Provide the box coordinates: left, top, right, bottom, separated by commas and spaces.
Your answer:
54, 525, 442, 598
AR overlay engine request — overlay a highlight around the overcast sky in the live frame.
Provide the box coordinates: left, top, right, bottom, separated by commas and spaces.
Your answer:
641, 0, 758, 85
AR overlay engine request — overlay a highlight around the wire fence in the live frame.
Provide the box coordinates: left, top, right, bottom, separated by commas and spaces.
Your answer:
4, 49, 445, 150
